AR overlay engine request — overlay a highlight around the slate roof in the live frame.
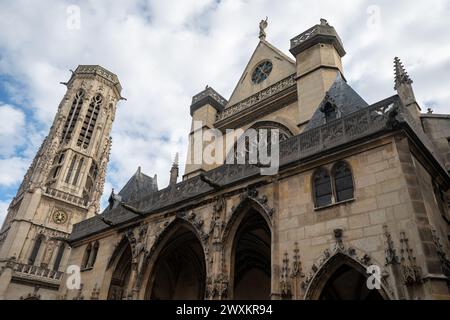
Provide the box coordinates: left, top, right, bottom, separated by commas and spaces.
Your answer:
118, 167, 158, 203
304, 74, 368, 131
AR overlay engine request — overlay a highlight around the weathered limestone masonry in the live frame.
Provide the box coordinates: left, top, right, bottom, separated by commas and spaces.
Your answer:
0, 66, 122, 299
57, 19, 450, 301
1, 19, 449, 300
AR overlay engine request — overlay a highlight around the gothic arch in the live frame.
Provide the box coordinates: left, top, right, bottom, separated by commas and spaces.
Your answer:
226, 121, 294, 163
141, 219, 207, 300
304, 252, 391, 300
106, 237, 133, 300
223, 196, 273, 243
223, 194, 273, 299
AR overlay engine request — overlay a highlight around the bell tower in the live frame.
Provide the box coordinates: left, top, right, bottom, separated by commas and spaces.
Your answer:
0, 65, 122, 299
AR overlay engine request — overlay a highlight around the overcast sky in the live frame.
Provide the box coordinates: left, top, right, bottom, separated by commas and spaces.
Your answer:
0, 0, 449, 224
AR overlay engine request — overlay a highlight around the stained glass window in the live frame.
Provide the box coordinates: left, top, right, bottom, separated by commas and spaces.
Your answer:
333, 162, 354, 202
313, 168, 332, 207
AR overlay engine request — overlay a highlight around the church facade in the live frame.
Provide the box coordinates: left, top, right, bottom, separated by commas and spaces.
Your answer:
1, 19, 450, 300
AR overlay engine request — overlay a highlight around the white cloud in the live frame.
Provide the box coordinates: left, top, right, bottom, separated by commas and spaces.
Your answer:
0, 200, 9, 226
0, 0, 449, 215
0, 157, 28, 187
0, 104, 25, 157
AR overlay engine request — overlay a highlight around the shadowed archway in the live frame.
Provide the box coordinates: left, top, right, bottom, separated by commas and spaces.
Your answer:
305, 253, 388, 300
231, 208, 271, 300
107, 240, 132, 300
145, 223, 206, 300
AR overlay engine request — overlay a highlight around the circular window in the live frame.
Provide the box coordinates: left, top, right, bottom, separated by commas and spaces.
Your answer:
251, 61, 273, 84
52, 210, 68, 224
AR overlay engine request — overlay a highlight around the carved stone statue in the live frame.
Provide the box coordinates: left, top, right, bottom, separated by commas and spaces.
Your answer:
259, 17, 268, 40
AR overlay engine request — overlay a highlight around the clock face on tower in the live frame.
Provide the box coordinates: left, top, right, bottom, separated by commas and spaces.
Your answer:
251, 60, 273, 84
52, 210, 68, 224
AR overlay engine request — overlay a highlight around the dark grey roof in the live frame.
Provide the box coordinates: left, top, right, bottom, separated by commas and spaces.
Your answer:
304, 74, 368, 131
118, 167, 158, 203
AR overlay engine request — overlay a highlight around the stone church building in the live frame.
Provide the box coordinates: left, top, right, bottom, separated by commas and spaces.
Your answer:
0, 19, 449, 300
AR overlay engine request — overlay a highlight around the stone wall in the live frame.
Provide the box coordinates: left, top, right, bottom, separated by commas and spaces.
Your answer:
60, 132, 450, 300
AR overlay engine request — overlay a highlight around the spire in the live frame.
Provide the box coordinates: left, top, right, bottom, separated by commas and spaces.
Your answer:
173, 153, 179, 167
169, 153, 179, 186
394, 57, 413, 90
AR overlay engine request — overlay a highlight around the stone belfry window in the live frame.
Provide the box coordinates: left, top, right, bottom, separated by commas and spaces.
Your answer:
65, 154, 78, 183
83, 161, 98, 201
50, 151, 66, 179
78, 94, 102, 149
62, 90, 84, 143
72, 157, 84, 185
53, 242, 65, 271
28, 234, 45, 265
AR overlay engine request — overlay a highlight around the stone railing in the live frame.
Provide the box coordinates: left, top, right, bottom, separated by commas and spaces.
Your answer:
216, 73, 296, 122
74, 65, 119, 84
192, 87, 228, 107
279, 95, 400, 165
290, 25, 320, 48
6, 261, 64, 281
45, 187, 88, 208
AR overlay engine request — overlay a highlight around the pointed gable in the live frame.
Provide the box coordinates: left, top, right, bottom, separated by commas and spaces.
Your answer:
227, 39, 296, 106
304, 74, 368, 130
118, 167, 158, 203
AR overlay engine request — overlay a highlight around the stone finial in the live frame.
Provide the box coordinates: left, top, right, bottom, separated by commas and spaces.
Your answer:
169, 153, 179, 186
259, 17, 268, 40
320, 18, 329, 26
173, 153, 179, 167
394, 57, 413, 90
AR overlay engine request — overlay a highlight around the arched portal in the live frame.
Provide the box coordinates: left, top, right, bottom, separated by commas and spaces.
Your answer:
305, 253, 388, 300
107, 241, 132, 300
231, 208, 271, 300
146, 224, 206, 300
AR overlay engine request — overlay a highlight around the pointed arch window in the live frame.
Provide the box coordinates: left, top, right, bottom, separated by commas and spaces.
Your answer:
332, 162, 354, 202
50, 151, 66, 179
87, 241, 99, 268
313, 162, 355, 209
28, 234, 45, 265
62, 90, 84, 143
53, 242, 65, 271
82, 241, 99, 270
65, 154, 78, 183
78, 94, 102, 149
72, 157, 84, 185
313, 168, 332, 208
81, 243, 92, 269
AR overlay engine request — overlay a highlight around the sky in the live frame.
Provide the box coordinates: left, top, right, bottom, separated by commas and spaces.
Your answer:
0, 0, 449, 225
